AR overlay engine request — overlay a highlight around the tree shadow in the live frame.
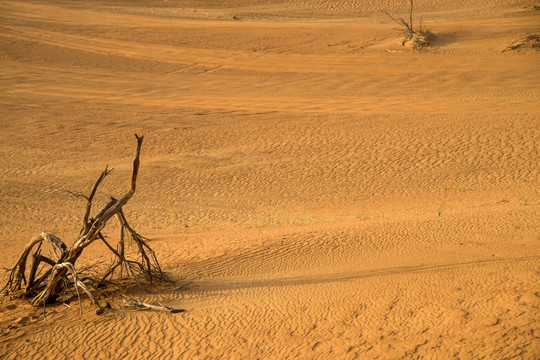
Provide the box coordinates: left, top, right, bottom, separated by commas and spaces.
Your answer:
189, 255, 539, 293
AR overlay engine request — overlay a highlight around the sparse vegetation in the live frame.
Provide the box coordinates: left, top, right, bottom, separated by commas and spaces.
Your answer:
502, 34, 540, 52
438, 199, 446, 217
383, 0, 434, 49
1, 135, 164, 314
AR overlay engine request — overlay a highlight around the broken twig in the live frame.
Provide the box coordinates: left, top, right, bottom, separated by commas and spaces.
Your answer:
122, 296, 185, 313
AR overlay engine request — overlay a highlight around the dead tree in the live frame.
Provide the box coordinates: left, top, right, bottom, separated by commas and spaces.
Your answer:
1, 134, 163, 313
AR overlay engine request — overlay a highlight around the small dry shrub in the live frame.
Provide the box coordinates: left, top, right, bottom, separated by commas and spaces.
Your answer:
503, 34, 540, 52
384, 0, 435, 49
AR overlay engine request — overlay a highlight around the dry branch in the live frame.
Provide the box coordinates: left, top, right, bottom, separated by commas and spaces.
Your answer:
122, 296, 184, 313
502, 34, 540, 52
2, 134, 164, 313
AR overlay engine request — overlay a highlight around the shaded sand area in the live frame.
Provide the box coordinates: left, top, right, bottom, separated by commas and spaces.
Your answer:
1, 0, 539, 358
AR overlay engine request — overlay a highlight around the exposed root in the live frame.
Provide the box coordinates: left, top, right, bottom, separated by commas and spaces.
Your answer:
1, 232, 67, 296
403, 31, 433, 49
32, 262, 102, 314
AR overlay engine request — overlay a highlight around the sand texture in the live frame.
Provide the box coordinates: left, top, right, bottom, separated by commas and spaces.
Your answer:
1, 0, 539, 359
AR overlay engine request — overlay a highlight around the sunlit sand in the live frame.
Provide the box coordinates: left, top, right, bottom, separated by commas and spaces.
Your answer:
1, 1, 539, 358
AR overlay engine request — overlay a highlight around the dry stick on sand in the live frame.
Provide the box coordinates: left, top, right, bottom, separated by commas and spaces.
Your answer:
2, 134, 164, 314
122, 296, 185, 313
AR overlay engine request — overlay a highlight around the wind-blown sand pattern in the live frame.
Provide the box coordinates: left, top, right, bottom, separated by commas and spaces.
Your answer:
1, 0, 539, 359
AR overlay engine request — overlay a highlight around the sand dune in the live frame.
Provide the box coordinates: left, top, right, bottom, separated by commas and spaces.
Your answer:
0, 0, 539, 359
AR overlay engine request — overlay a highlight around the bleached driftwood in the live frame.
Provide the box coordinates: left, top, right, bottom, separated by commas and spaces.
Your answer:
122, 296, 184, 313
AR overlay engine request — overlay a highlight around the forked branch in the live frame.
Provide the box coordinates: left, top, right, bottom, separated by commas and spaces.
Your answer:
2, 134, 165, 314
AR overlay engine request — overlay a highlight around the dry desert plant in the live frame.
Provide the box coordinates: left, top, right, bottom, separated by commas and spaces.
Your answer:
502, 34, 540, 52
1, 135, 164, 314
384, 0, 433, 49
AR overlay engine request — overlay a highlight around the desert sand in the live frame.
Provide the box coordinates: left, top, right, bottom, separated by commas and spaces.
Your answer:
0, 0, 539, 359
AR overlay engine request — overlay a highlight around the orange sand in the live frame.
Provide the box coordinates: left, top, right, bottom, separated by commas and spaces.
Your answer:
0, 1, 539, 359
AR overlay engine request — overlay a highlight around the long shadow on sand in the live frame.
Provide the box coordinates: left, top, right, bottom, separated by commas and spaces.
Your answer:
181, 255, 539, 293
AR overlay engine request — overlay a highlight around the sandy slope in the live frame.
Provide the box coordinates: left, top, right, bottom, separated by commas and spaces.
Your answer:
0, 0, 539, 358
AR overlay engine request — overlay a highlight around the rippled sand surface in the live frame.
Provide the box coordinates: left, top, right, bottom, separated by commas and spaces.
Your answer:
1, 1, 539, 358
